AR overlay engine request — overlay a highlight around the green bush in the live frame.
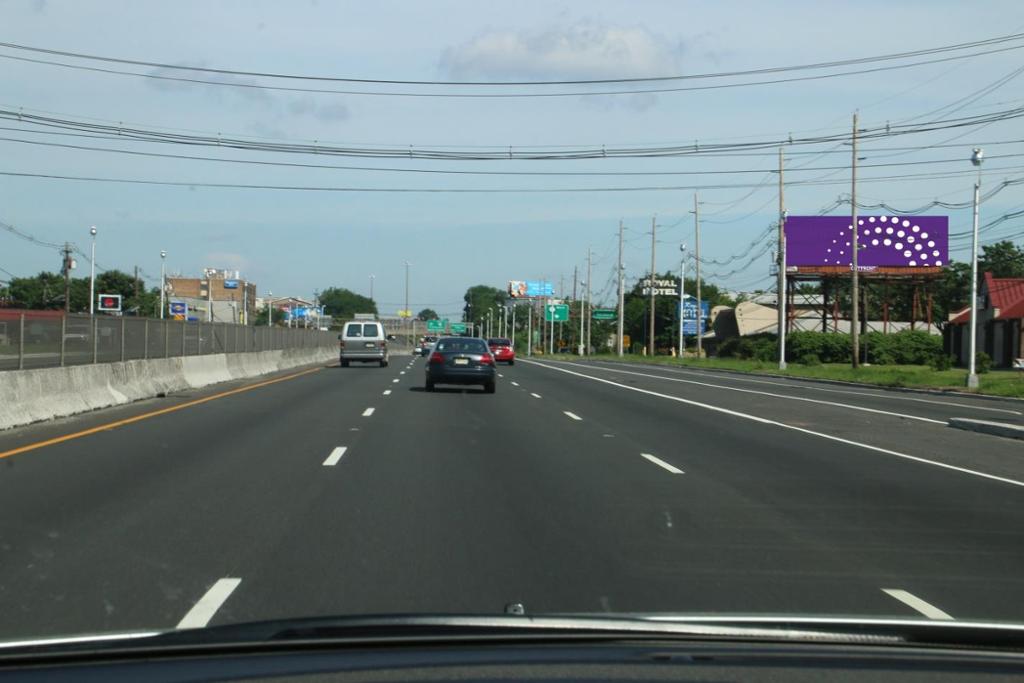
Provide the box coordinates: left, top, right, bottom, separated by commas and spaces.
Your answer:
788, 331, 851, 364
716, 334, 776, 360
787, 330, 942, 366
717, 337, 742, 358
976, 352, 992, 374
930, 353, 954, 371
798, 353, 821, 366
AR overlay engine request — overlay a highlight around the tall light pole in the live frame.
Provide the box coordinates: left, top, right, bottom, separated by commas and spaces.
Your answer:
617, 220, 625, 356
693, 194, 704, 358
967, 147, 985, 389
88, 226, 97, 315
778, 147, 788, 370
369, 274, 375, 302
159, 250, 167, 319
851, 112, 861, 369
578, 279, 586, 356
267, 290, 273, 327
678, 243, 687, 358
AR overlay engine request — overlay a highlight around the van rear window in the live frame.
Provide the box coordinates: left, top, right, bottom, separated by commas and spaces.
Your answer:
362, 323, 380, 337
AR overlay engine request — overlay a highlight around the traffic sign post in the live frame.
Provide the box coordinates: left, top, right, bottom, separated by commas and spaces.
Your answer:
449, 322, 467, 334
426, 319, 445, 333
544, 304, 569, 322
592, 308, 616, 321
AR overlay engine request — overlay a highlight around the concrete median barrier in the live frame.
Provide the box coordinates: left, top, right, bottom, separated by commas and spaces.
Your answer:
0, 347, 337, 431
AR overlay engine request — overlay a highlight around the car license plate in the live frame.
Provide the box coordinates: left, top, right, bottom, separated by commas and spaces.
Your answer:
364, 342, 375, 348
454, 358, 469, 366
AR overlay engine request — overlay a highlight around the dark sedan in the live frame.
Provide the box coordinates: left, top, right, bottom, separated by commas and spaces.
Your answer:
425, 337, 496, 393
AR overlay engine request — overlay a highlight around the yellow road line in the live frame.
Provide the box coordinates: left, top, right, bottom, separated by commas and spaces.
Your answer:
0, 366, 324, 460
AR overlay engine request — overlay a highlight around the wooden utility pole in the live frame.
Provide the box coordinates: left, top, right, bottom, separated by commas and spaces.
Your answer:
648, 215, 657, 356
778, 148, 787, 369
851, 112, 860, 369
695, 194, 703, 358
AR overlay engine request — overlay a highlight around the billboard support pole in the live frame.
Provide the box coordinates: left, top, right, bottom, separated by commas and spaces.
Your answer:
851, 112, 860, 369
778, 147, 787, 369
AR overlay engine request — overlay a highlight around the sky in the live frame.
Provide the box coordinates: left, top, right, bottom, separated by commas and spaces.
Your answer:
1, 0, 1023, 319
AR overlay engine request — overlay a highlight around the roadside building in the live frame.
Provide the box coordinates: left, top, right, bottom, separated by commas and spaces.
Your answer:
945, 272, 1024, 368
166, 269, 257, 324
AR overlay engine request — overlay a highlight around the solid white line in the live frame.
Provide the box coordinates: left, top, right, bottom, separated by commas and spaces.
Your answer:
322, 446, 348, 466
362, 407, 375, 417
641, 453, 684, 474
589, 360, 1022, 416
530, 392, 542, 399
882, 589, 954, 620
521, 359, 1024, 489
176, 578, 242, 629
383, 389, 392, 396
563, 411, 583, 421
511, 381, 520, 386
575, 362, 943, 425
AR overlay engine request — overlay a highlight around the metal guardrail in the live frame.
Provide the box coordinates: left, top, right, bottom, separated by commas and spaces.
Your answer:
0, 313, 338, 371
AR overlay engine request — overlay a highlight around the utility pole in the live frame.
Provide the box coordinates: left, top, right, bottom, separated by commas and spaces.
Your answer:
967, 147, 984, 388
404, 261, 411, 344
586, 246, 592, 355
648, 215, 657, 357
850, 112, 860, 369
695, 194, 704, 358
159, 250, 166, 320
62, 242, 73, 314
578, 274, 586, 356
678, 244, 686, 358
617, 220, 625, 356
527, 302, 532, 356
778, 148, 788, 369
133, 265, 140, 306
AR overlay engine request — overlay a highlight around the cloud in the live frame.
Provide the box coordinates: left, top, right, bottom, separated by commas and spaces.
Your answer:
440, 21, 683, 82
288, 96, 350, 122
145, 62, 274, 106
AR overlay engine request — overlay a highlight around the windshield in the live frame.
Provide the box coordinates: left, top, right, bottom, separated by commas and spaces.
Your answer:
3, 0, 1024, 653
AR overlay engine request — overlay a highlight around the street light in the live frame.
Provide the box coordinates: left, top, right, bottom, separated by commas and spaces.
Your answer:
678, 243, 687, 358
159, 250, 167, 319
267, 290, 273, 328
967, 147, 984, 389
369, 274, 375, 301
88, 226, 97, 315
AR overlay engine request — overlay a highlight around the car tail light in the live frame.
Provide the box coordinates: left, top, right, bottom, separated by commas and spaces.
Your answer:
479, 354, 495, 365
339, 340, 346, 349
429, 352, 445, 364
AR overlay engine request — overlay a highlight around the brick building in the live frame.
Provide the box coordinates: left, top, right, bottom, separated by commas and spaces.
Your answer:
166, 269, 257, 324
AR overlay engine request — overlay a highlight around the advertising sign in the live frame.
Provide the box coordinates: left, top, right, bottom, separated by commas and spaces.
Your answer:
508, 280, 554, 298
169, 301, 187, 316
97, 294, 122, 312
641, 278, 680, 296
784, 215, 948, 268
680, 298, 709, 335
223, 279, 239, 289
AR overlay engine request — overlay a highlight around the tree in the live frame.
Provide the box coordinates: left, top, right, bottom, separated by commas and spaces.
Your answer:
979, 240, 1024, 278
416, 308, 439, 321
7, 272, 68, 310
319, 287, 377, 320
622, 272, 731, 351
462, 285, 507, 331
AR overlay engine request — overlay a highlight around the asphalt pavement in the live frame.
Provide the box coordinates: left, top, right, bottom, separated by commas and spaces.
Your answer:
1, 351, 1024, 641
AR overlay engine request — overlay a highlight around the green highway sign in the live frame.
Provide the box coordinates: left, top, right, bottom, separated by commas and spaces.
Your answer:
426, 319, 445, 332
592, 308, 617, 321
449, 322, 467, 334
544, 303, 569, 322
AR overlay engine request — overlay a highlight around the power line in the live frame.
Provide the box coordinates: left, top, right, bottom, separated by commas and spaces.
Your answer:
3, 43, 1024, 98
4, 32, 1022, 85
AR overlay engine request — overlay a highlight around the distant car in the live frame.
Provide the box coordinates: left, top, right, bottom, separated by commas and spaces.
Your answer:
339, 320, 392, 367
425, 336, 496, 393
418, 335, 438, 356
487, 337, 515, 365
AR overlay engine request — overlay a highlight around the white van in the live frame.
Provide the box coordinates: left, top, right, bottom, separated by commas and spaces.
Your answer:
339, 320, 391, 367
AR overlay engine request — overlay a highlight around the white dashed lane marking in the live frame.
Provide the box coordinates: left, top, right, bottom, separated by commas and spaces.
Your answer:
362, 408, 375, 417
530, 393, 542, 399
640, 453, 684, 475
882, 589, 953, 620
176, 578, 242, 629
322, 447, 348, 466
563, 411, 582, 421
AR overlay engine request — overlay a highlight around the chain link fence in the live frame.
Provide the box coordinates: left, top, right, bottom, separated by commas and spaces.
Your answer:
0, 312, 338, 371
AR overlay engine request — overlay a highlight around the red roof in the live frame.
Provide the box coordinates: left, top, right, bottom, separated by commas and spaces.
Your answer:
950, 272, 1024, 323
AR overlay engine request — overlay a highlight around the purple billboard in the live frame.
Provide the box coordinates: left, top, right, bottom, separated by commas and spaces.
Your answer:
784, 215, 948, 268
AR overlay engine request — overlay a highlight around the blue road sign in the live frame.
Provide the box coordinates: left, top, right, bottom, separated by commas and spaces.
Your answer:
680, 297, 709, 335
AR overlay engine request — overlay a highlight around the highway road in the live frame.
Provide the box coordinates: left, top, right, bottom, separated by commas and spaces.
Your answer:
1, 353, 1023, 641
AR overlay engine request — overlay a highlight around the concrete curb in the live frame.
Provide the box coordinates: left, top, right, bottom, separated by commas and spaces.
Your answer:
948, 418, 1024, 440
579, 358, 1024, 406
0, 347, 336, 431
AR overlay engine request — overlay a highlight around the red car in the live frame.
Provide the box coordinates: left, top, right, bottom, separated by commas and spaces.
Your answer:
487, 338, 515, 365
